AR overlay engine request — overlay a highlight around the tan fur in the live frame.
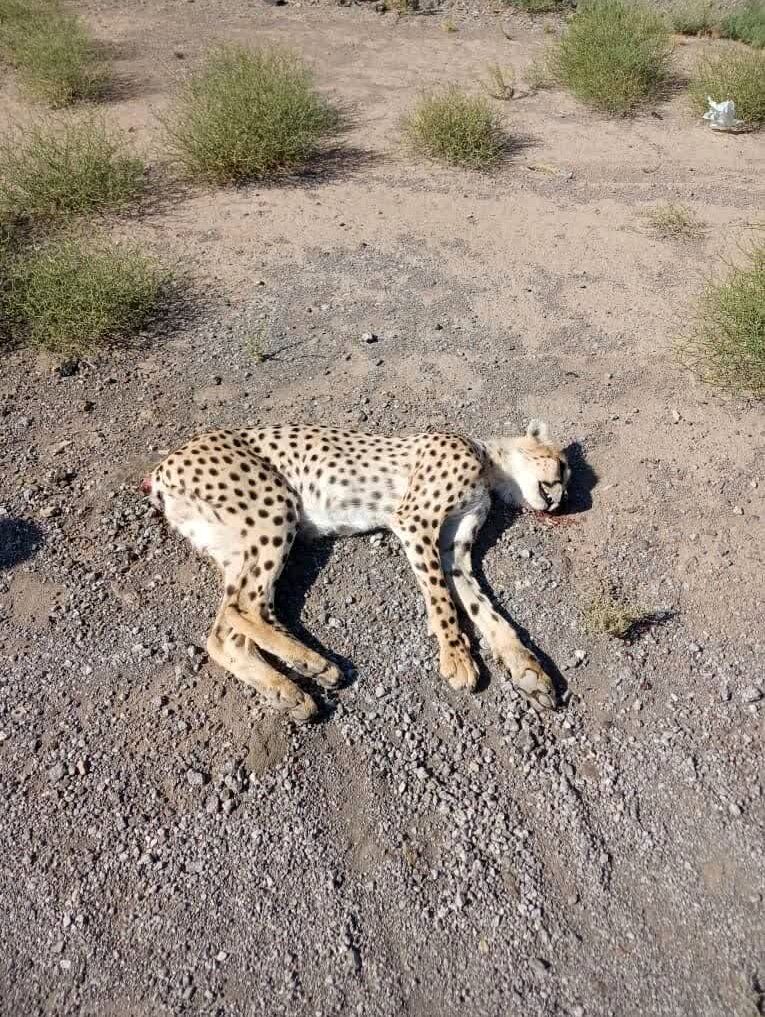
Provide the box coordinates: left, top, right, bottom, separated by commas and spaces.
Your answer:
145, 421, 570, 722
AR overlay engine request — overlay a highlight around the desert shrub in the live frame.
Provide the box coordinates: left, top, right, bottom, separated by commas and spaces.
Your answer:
401, 87, 506, 169
0, 2, 108, 106
720, 0, 765, 48
0, 120, 145, 231
670, 1, 716, 36
549, 0, 673, 113
163, 45, 340, 185
2, 239, 167, 353
678, 246, 765, 396
688, 49, 765, 125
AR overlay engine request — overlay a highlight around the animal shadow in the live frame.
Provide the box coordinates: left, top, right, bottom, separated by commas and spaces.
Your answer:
465, 503, 568, 705
0, 517, 44, 571
563, 441, 598, 515
274, 537, 356, 718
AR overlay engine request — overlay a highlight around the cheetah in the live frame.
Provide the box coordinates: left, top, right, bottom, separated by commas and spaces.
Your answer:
142, 420, 570, 723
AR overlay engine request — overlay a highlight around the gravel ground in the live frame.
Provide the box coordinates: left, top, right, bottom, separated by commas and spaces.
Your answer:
1, 2, 764, 1015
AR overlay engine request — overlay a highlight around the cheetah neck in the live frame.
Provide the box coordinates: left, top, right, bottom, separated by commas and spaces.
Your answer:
481, 437, 526, 505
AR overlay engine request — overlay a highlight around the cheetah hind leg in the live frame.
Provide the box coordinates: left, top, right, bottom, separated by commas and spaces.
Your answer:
222, 518, 341, 690
207, 624, 318, 724
224, 604, 342, 690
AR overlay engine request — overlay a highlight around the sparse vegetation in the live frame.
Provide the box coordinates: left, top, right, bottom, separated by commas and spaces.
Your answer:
549, 0, 673, 114
679, 245, 765, 396
643, 203, 706, 240
481, 63, 515, 100
245, 319, 270, 363
0, 120, 145, 232
511, 0, 571, 13
583, 588, 647, 639
720, 0, 765, 48
688, 50, 765, 126
163, 44, 340, 185
401, 87, 506, 169
670, 0, 716, 37
0, 1, 108, 107
525, 55, 556, 89
1, 239, 168, 353
442, 16, 458, 31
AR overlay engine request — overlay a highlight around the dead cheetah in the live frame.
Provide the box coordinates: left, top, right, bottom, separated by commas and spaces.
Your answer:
142, 420, 570, 722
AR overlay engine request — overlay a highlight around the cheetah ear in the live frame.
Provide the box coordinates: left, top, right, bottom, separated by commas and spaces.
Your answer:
526, 419, 550, 441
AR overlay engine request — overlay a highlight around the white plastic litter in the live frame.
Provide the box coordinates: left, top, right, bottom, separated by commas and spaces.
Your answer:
703, 96, 744, 132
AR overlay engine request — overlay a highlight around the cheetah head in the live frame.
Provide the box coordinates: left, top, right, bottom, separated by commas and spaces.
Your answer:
488, 421, 570, 512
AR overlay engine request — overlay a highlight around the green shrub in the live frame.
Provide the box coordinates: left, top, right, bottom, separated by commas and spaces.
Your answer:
163, 45, 340, 185
688, 49, 765, 125
549, 0, 673, 113
1, 5, 108, 107
401, 87, 505, 169
670, 1, 716, 36
720, 0, 765, 48
2, 239, 167, 353
679, 246, 765, 396
0, 120, 145, 231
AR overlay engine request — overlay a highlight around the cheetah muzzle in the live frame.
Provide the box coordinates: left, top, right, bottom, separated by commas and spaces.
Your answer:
143, 420, 570, 722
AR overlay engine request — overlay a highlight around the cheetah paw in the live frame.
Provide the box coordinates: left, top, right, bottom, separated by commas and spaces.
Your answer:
440, 641, 479, 692
267, 684, 318, 724
313, 662, 342, 690
508, 653, 557, 711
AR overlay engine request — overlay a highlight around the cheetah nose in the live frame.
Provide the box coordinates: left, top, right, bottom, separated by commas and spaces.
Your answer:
140, 475, 152, 495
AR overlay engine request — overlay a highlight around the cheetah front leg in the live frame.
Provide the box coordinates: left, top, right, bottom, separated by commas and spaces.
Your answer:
440, 509, 557, 711
393, 512, 479, 692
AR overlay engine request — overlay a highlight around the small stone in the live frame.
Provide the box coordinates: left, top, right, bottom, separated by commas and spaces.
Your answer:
741, 686, 762, 703
362, 332, 378, 344
688, 642, 701, 653
187, 769, 207, 788
570, 1007, 585, 1017
728, 802, 742, 817
530, 957, 550, 976
75, 758, 89, 776
216, 950, 228, 963
48, 762, 65, 782
174, 48, 185, 59
671, 410, 681, 423
55, 359, 79, 378
732, 505, 744, 515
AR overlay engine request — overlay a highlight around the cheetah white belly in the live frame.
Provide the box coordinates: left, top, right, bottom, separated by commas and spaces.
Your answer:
300, 502, 392, 539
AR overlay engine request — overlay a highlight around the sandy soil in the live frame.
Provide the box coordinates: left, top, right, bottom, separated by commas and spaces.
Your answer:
0, 4, 763, 1017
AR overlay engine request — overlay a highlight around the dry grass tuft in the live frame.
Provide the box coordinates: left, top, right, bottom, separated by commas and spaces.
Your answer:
401, 87, 506, 169
643, 203, 706, 240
